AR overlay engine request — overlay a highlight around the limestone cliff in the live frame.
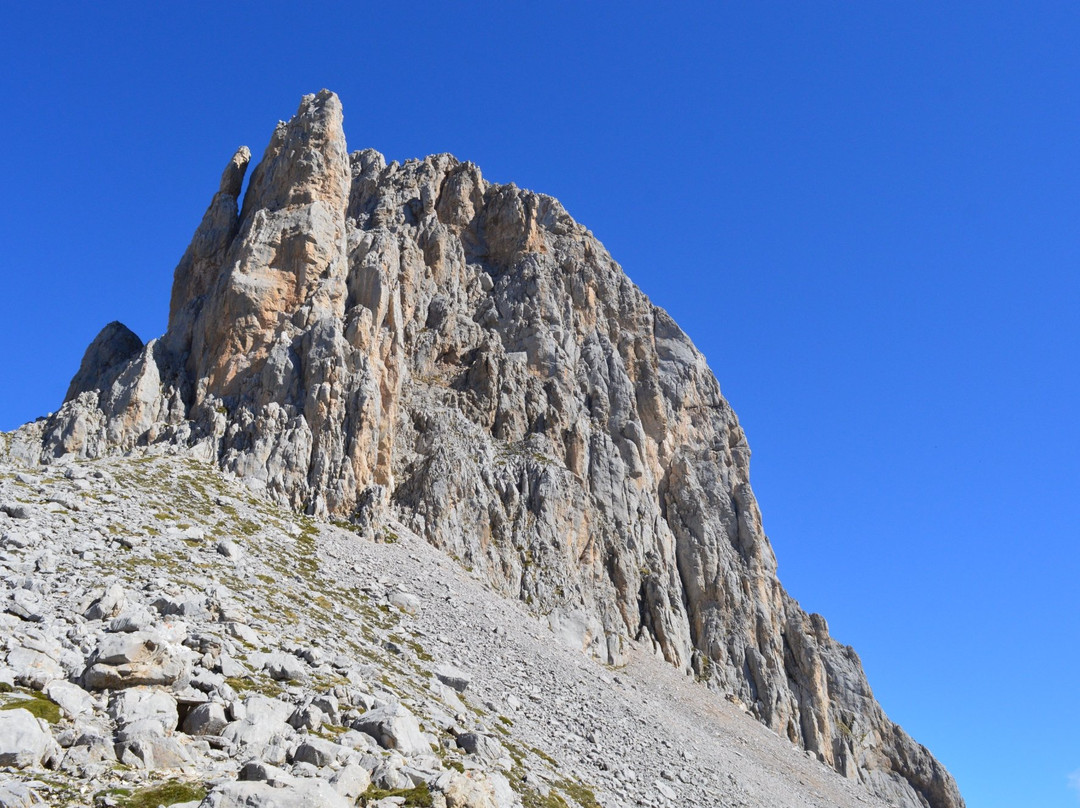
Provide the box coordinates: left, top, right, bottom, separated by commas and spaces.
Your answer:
23, 90, 962, 808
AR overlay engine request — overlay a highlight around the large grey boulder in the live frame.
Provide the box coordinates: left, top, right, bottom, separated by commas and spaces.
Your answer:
262, 653, 305, 682
108, 604, 157, 633
199, 778, 351, 808
83, 631, 184, 689
435, 664, 471, 694
237, 695, 293, 724
44, 680, 96, 719
352, 703, 429, 756
6, 647, 64, 689
455, 732, 506, 764
329, 763, 371, 799
108, 687, 185, 771
435, 771, 499, 808
6, 589, 45, 622
220, 708, 294, 758
84, 583, 127, 621
0, 780, 44, 807
0, 709, 54, 768
182, 702, 227, 736
116, 733, 190, 770
109, 687, 178, 735
291, 736, 345, 768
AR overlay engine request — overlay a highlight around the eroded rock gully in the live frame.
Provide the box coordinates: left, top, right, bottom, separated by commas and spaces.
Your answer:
12, 90, 963, 808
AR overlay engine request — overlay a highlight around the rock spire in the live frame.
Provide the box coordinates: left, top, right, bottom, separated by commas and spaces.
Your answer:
25, 90, 963, 808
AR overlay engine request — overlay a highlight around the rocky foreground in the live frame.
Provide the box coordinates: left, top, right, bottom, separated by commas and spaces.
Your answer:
0, 446, 909, 808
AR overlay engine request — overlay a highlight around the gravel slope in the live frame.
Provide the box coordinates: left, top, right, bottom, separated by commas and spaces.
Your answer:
0, 446, 899, 808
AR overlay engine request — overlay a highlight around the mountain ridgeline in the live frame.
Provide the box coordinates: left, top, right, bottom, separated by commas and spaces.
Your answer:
17, 91, 962, 808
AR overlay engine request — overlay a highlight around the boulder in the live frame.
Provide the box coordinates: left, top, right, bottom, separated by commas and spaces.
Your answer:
455, 732, 506, 763
0, 780, 45, 807
108, 604, 157, 633
6, 647, 63, 689
116, 732, 190, 770
389, 591, 420, 615
437, 771, 499, 808
352, 703, 430, 756
291, 736, 344, 768
84, 583, 126, 621
263, 653, 305, 682
220, 717, 293, 757
7, 590, 45, 622
0, 709, 54, 768
44, 680, 95, 719
0, 504, 32, 520
200, 778, 351, 808
240, 695, 293, 724
330, 762, 371, 798
216, 540, 242, 560
182, 702, 228, 736
83, 631, 184, 689
109, 687, 178, 734
435, 663, 471, 693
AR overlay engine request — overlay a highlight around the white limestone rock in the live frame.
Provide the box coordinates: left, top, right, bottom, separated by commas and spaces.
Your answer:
43, 680, 95, 719
0, 709, 54, 769
352, 703, 430, 757
83, 631, 185, 690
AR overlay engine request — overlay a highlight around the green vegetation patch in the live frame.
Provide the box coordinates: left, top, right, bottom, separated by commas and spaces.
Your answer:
0, 689, 61, 723
362, 782, 433, 807
530, 745, 558, 767
554, 777, 601, 808
331, 518, 365, 535
225, 675, 285, 698
116, 780, 206, 808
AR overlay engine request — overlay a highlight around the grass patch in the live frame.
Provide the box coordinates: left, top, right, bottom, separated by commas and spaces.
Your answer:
117, 780, 206, 808
362, 782, 432, 806
225, 676, 284, 698
530, 745, 558, 767
331, 519, 365, 535
0, 689, 61, 723
507, 767, 568, 808
555, 777, 601, 808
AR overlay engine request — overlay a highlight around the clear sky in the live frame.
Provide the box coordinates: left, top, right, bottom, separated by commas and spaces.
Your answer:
2, 3, 1077, 805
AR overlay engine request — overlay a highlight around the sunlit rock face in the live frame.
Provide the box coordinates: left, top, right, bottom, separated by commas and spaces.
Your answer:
27, 89, 963, 808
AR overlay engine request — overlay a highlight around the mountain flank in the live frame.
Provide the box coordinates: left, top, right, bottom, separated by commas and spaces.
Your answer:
6, 90, 962, 808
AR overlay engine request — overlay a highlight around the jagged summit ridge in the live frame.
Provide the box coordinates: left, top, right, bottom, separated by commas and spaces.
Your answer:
17, 90, 962, 808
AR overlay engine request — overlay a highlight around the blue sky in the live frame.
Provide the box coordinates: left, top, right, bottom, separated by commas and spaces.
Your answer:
2, 3, 1078, 805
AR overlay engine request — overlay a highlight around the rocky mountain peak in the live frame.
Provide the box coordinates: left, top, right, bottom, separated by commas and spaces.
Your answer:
13, 90, 963, 808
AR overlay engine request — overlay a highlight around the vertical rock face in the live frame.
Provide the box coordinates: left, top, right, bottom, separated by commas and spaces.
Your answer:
31, 90, 963, 808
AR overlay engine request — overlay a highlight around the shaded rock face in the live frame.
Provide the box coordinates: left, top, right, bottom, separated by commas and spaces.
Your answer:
64, 322, 144, 402
28, 90, 962, 808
